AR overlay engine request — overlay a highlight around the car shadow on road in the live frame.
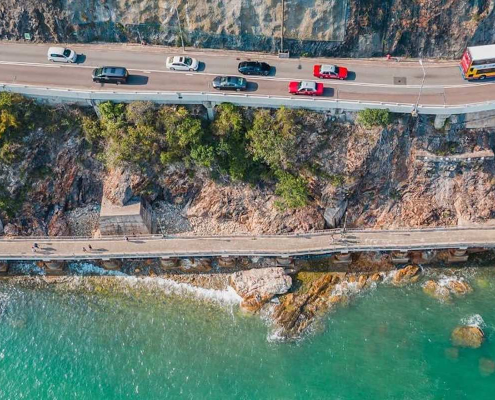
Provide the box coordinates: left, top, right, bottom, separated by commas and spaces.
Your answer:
197, 62, 206, 72
322, 87, 335, 97
245, 82, 259, 92
268, 66, 277, 76
126, 75, 149, 85
347, 71, 357, 81
75, 54, 86, 64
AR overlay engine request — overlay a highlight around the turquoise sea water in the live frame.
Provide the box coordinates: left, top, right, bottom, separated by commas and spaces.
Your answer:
0, 268, 494, 400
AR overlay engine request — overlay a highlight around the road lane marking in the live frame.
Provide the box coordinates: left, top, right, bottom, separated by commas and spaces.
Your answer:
0, 60, 493, 90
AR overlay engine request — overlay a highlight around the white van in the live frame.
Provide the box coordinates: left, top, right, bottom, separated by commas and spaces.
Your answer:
47, 47, 77, 63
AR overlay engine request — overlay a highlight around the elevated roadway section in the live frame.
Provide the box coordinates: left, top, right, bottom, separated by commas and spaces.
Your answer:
1, 42, 495, 115
0, 227, 494, 262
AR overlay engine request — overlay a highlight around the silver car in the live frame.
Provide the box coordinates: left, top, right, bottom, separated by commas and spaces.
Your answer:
166, 55, 199, 71
47, 47, 77, 63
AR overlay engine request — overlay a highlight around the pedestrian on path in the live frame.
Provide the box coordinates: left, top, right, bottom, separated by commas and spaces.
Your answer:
82, 247, 87, 252
88, 244, 93, 251
33, 243, 39, 249
125, 236, 129, 242
31, 246, 36, 253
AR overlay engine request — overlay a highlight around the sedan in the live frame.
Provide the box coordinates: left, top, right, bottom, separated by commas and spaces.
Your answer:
313, 64, 348, 80
47, 47, 78, 63
288, 81, 324, 96
212, 76, 248, 91
166, 56, 200, 71
238, 61, 271, 76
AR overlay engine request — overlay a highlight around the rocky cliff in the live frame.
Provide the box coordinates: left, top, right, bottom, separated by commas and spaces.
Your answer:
1, 0, 495, 57
0, 95, 494, 237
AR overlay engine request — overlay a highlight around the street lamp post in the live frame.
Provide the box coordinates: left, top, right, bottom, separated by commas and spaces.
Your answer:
281, 0, 285, 53
413, 59, 426, 116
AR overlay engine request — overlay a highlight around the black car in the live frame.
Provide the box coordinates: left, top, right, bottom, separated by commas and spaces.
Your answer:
237, 61, 271, 76
212, 76, 248, 91
92, 66, 129, 84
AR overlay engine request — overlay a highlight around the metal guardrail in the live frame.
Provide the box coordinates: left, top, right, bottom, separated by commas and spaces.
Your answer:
2, 83, 495, 115
2, 225, 495, 242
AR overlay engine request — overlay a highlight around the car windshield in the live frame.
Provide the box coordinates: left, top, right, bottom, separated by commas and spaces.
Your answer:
334, 66, 340, 73
94, 68, 103, 76
184, 57, 193, 66
63, 49, 72, 57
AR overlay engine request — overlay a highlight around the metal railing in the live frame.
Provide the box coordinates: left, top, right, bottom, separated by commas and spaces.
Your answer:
2, 83, 495, 115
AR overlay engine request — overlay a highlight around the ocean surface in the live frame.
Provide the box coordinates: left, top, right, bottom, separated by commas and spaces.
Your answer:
0, 267, 494, 399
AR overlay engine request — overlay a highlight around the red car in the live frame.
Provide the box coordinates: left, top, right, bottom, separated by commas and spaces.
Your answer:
313, 64, 348, 80
288, 81, 324, 96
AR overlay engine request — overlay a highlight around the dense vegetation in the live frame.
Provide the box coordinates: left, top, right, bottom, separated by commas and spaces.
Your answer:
0, 93, 80, 215
356, 108, 391, 128
83, 101, 311, 209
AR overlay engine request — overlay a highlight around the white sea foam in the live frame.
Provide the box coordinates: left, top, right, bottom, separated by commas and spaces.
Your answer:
9, 262, 45, 276
115, 276, 242, 306
460, 314, 485, 328
68, 262, 127, 276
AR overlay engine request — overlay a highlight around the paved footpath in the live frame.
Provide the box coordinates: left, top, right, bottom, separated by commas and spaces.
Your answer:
0, 227, 494, 261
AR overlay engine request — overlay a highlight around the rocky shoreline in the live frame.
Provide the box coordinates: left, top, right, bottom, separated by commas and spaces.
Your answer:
3, 259, 494, 346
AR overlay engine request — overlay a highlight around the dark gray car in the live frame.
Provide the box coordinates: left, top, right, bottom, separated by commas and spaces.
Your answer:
238, 61, 271, 76
92, 66, 129, 84
212, 76, 247, 91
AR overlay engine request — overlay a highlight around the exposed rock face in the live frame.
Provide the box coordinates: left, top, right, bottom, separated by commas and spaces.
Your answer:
451, 325, 485, 348
102, 167, 145, 206
423, 280, 451, 302
392, 265, 420, 286
479, 358, 495, 376
47, 211, 70, 236
0, 0, 492, 57
270, 272, 375, 340
186, 180, 324, 234
229, 267, 292, 312
2, 223, 20, 237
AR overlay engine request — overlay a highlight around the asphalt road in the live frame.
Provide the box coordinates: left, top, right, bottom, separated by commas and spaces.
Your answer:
0, 42, 494, 105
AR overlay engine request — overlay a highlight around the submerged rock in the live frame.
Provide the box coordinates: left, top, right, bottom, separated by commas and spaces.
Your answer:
447, 280, 473, 296
423, 280, 451, 302
392, 265, 420, 286
229, 268, 292, 313
479, 358, 495, 376
451, 325, 485, 348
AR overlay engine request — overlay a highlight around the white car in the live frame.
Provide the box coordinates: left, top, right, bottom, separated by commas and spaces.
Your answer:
47, 47, 78, 63
166, 56, 199, 71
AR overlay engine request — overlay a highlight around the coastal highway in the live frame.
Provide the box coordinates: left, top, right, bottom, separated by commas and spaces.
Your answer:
1, 42, 495, 106
0, 227, 494, 261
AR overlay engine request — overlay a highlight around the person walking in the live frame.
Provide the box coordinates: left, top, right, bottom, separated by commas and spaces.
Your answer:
82, 247, 87, 253
88, 244, 93, 251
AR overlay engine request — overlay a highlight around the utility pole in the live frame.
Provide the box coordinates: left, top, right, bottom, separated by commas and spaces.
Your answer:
413, 59, 426, 116
281, 0, 285, 53
175, 2, 185, 52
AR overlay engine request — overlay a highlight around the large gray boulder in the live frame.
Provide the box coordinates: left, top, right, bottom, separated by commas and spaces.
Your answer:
230, 267, 292, 312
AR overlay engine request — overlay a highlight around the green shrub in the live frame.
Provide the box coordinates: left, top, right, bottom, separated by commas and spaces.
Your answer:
356, 108, 390, 128
275, 171, 309, 209
190, 144, 215, 168
126, 101, 156, 126
246, 107, 298, 171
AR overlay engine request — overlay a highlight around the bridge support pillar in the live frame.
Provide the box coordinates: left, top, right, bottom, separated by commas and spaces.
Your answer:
218, 256, 236, 268
434, 114, 450, 130
41, 261, 66, 275
391, 251, 410, 264
0, 261, 8, 275
101, 259, 122, 270
160, 258, 178, 270
203, 101, 216, 120
447, 248, 469, 263
331, 252, 352, 266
